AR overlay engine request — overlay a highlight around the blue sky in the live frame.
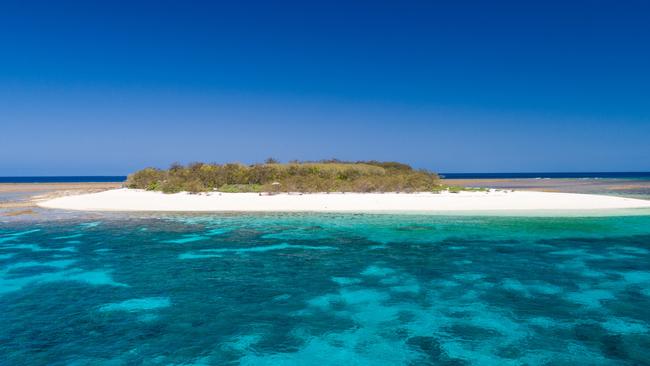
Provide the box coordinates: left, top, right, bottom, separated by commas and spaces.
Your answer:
1, 1, 649, 175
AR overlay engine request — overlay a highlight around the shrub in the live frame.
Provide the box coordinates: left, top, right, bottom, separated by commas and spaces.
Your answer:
126, 160, 443, 193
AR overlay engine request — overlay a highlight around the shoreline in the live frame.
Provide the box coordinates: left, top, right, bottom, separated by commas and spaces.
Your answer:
36, 188, 650, 215
0, 182, 122, 216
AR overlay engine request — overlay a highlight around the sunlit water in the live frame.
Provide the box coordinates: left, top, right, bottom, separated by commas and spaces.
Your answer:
1, 213, 650, 365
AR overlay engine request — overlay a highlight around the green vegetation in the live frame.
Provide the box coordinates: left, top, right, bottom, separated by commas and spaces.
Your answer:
126, 160, 449, 193
446, 185, 464, 194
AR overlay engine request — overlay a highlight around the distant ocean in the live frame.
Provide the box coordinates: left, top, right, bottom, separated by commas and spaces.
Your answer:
2, 173, 650, 183
441, 172, 650, 179
0, 176, 126, 183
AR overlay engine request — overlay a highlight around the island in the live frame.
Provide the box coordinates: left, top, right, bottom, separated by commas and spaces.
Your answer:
38, 160, 650, 214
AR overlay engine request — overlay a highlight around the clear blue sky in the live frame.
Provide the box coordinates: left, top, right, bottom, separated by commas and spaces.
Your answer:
1, 0, 649, 175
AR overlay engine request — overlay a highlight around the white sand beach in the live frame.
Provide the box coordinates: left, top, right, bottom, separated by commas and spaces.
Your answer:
37, 188, 650, 213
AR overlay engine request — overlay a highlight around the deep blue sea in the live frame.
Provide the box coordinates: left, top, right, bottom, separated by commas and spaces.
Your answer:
441, 172, 650, 179
0, 177, 126, 183
2, 173, 650, 183
1, 213, 650, 365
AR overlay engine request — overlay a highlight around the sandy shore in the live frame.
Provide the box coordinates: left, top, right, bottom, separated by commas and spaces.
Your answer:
0, 182, 122, 216
37, 188, 650, 213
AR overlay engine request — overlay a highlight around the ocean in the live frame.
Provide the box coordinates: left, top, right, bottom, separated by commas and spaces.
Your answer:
1, 212, 650, 365
440, 172, 650, 179
0, 176, 126, 183
2, 173, 650, 183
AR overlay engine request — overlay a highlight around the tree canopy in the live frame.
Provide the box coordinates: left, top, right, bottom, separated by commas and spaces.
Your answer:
126, 160, 441, 194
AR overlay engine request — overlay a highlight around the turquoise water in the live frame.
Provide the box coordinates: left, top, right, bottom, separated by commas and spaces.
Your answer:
1, 213, 650, 365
